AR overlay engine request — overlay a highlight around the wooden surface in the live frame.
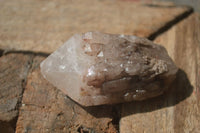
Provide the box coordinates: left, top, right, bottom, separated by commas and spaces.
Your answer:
0, 54, 33, 133
0, 0, 192, 53
0, 0, 199, 133
120, 13, 200, 133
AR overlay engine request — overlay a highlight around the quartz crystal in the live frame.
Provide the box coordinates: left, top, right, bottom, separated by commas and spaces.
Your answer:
40, 32, 178, 106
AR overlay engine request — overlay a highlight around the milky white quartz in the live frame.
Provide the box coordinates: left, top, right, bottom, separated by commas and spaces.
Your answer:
40, 31, 178, 106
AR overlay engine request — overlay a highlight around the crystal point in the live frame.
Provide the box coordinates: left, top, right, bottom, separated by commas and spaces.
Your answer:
40, 32, 178, 106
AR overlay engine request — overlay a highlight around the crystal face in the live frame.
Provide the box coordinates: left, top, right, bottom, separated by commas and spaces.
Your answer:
40, 32, 178, 106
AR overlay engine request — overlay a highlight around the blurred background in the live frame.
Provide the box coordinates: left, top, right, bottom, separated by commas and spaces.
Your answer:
125, 0, 200, 12
160, 0, 200, 12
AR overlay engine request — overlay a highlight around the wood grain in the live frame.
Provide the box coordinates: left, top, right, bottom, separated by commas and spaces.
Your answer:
0, 0, 191, 53
120, 13, 200, 133
0, 54, 33, 133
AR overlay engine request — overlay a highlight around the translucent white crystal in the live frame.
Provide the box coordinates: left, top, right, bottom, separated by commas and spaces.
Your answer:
40, 31, 178, 106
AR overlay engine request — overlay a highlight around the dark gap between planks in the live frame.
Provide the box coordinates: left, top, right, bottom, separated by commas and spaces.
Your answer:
148, 6, 193, 40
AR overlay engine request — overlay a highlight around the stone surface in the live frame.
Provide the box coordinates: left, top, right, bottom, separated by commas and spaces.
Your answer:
120, 13, 200, 133
41, 32, 178, 106
0, 0, 192, 53
0, 53, 33, 132
16, 56, 118, 133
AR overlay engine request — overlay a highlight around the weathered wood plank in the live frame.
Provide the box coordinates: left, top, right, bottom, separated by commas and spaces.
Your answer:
154, 13, 200, 133
0, 0, 192, 53
16, 56, 118, 133
0, 54, 33, 133
120, 13, 200, 133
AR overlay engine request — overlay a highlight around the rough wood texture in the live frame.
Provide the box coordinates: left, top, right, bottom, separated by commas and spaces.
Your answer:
0, 54, 33, 132
120, 13, 200, 133
16, 56, 118, 133
0, 0, 192, 53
